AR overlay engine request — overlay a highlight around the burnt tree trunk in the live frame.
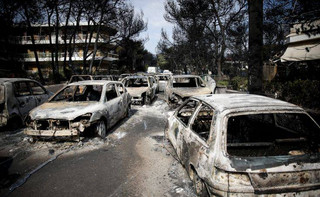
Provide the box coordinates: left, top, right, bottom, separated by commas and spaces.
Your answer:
248, 0, 263, 94
54, 4, 60, 83
24, 5, 45, 84
62, 1, 72, 78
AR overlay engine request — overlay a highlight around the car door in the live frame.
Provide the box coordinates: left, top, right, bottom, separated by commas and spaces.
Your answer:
184, 103, 215, 176
13, 81, 37, 118
171, 99, 200, 159
104, 83, 122, 128
148, 77, 156, 99
115, 83, 127, 117
28, 81, 50, 106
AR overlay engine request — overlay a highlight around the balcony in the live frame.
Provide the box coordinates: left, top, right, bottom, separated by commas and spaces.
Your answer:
22, 52, 119, 62
17, 35, 113, 45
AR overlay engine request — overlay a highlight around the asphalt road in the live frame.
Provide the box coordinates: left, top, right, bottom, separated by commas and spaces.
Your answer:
2, 98, 195, 197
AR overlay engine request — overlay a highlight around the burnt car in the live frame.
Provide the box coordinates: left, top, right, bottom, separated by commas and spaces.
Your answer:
68, 75, 93, 83
0, 78, 53, 129
122, 76, 157, 105
165, 75, 215, 108
92, 75, 115, 81
165, 94, 320, 196
24, 80, 131, 140
155, 74, 170, 92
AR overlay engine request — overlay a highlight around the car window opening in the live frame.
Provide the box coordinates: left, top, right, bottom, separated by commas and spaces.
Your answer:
51, 85, 102, 102
227, 113, 320, 157
125, 78, 148, 87
177, 100, 199, 126
173, 78, 198, 88
105, 84, 118, 101
191, 104, 214, 141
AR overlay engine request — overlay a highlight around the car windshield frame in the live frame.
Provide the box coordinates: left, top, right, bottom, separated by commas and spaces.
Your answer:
172, 77, 205, 88
123, 78, 149, 87
50, 84, 103, 102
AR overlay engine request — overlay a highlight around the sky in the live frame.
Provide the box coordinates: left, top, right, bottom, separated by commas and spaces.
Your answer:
130, 0, 173, 54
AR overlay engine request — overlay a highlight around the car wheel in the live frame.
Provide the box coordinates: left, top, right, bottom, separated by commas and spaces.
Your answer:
213, 87, 217, 94
125, 104, 131, 118
7, 115, 23, 131
190, 169, 209, 197
95, 120, 106, 139
145, 95, 151, 105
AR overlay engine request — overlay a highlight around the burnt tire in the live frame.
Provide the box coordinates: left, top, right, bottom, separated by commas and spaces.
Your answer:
95, 120, 106, 139
125, 105, 131, 118
144, 96, 151, 105
190, 169, 209, 197
7, 115, 23, 131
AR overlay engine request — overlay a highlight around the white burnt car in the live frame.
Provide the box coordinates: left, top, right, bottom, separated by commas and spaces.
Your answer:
24, 80, 131, 140
0, 78, 53, 129
155, 74, 170, 92
165, 94, 320, 196
122, 76, 157, 105
165, 75, 216, 108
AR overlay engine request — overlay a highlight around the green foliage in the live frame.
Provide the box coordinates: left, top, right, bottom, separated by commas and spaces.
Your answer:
230, 76, 248, 91
216, 80, 229, 87
264, 80, 320, 110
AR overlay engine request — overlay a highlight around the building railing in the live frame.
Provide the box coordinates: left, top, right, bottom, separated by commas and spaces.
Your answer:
16, 35, 111, 45
22, 52, 118, 62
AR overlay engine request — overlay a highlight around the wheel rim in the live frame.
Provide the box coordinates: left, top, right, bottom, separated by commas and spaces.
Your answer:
97, 121, 106, 138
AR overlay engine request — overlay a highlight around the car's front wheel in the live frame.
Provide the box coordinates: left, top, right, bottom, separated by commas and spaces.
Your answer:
190, 169, 209, 197
95, 120, 106, 139
144, 95, 151, 105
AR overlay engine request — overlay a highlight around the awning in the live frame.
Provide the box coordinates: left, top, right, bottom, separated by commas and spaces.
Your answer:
281, 40, 320, 62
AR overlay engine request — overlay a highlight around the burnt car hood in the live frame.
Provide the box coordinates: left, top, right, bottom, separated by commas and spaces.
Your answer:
29, 102, 100, 120
126, 87, 148, 97
172, 87, 211, 98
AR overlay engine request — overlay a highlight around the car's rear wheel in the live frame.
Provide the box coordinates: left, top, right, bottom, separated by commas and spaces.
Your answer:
95, 120, 106, 139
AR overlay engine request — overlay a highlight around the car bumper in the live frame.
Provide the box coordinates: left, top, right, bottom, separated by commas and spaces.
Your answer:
207, 185, 320, 197
132, 97, 143, 104
24, 129, 79, 137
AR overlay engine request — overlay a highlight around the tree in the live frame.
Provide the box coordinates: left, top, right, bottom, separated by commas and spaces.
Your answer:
17, 0, 45, 83
248, 0, 263, 94
159, 0, 247, 76
116, 3, 147, 72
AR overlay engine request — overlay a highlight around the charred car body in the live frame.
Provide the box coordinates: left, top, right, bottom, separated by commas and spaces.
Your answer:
155, 74, 170, 92
0, 78, 53, 129
122, 76, 157, 105
165, 75, 215, 108
165, 94, 320, 196
24, 80, 131, 140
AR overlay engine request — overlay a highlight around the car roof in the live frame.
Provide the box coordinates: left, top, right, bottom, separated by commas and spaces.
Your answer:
124, 75, 148, 79
68, 80, 119, 86
0, 78, 37, 83
192, 94, 303, 113
173, 75, 200, 78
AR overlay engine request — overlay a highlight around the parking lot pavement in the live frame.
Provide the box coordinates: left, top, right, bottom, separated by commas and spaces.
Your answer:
0, 98, 195, 197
